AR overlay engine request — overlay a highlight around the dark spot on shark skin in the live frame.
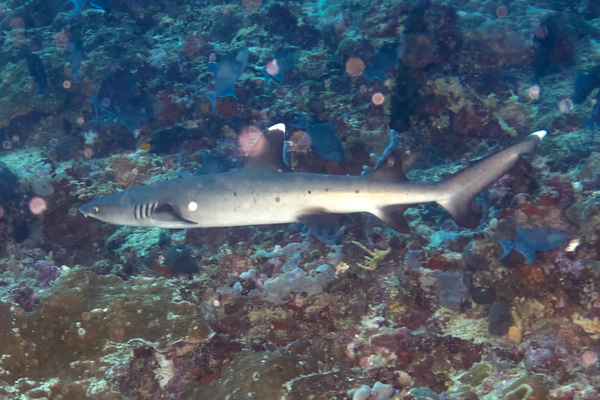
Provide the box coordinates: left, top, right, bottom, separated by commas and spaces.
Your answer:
276, 197, 280, 203
308, 191, 311, 194
233, 192, 237, 196
355, 190, 360, 194
325, 188, 329, 192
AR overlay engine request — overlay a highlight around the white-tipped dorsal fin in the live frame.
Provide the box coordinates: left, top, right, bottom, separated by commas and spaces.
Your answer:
267, 123, 286, 133
531, 130, 546, 140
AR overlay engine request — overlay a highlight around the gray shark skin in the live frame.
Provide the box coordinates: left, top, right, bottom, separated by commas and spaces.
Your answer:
79, 130, 546, 231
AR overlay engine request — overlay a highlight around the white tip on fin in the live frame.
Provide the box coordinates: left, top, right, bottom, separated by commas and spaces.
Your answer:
531, 130, 546, 140
267, 123, 286, 133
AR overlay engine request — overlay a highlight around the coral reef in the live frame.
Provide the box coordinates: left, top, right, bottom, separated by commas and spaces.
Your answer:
0, 0, 599, 398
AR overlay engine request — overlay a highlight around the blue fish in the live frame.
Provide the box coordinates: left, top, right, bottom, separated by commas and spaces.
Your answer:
91, 67, 163, 132
69, 39, 84, 80
66, 0, 109, 19
90, 0, 110, 13
573, 66, 600, 104
364, 42, 400, 82
499, 227, 565, 264
203, 46, 249, 112
264, 47, 300, 84
25, 52, 47, 96
290, 114, 344, 162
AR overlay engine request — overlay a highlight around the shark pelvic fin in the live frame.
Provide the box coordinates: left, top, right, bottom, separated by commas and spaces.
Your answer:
374, 204, 411, 233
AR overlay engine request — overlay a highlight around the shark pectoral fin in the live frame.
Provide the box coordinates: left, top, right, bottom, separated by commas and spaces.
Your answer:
436, 194, 481, 229
374, 205, 411, 233
153, 203, 197, 225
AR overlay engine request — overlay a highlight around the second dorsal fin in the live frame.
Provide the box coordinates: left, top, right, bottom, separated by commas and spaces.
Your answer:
372, 149, 407, 182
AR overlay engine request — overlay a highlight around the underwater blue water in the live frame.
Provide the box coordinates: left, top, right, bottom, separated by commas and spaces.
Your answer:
0, 0, 598, 399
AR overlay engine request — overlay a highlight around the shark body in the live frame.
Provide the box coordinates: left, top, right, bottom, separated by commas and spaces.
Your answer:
79, 130, 546, 231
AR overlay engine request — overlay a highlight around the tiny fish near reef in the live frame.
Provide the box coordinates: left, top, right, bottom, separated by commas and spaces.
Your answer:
79, 126, 546, 232
203, 46, 249, 112
264, 47, 301, 84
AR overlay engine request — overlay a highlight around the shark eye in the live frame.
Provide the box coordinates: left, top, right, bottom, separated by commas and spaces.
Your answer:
91, 206, 100, 214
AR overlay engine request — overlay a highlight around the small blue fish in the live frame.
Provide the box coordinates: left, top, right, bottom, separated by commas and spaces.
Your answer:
499, 227, 565, 264
69, 39, 83, 80
264, 47, 300, 84
290, 114, 344, 162
66, 0, 109, 19
203, 46, 249, 112
572, 67, 600, 104
25, 52, 47, 96
90, 0, 110, 13
364, 42, 400, 82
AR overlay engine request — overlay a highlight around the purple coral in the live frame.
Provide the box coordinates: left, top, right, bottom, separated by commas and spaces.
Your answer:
522, 331, 577, 374
554, 251, 586, 278
12, 282, 39, 311
33, 259, 61, 288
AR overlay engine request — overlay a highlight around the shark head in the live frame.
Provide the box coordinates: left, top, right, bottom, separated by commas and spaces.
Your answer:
79, 188, 197, 228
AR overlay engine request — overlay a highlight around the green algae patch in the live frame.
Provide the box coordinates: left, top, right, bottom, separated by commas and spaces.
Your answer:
457, 362, 491, 387
0, 268, 212, 393
502, 375, 549, 400
190, 349, 319, 399
0, 60, 35, 129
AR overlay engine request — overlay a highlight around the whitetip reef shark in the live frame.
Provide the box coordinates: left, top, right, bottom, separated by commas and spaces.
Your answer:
79, 125, 546, 232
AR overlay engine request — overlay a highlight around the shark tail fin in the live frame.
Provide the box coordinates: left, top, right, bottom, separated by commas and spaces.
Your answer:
436, 131, 546, 228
